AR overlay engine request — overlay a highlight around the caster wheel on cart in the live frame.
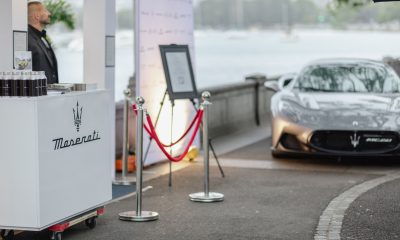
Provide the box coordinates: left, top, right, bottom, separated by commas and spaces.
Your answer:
1, 230, 15, 240
51, 232, 62, 240
85, 217, 97, 229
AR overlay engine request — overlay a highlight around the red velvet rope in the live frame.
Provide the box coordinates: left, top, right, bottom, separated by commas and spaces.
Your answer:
133, 104, 202, 147
146, 110, 203, 162
160, 109, 202, 147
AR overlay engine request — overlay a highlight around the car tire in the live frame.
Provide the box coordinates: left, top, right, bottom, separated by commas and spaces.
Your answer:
271, 150, 285, 158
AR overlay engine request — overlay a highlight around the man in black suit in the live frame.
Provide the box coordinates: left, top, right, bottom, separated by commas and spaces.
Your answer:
28, 0, 58, 84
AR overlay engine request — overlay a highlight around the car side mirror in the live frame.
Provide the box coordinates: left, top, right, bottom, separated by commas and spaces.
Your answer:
264, 81, 280, 92
278, 73, 297, 90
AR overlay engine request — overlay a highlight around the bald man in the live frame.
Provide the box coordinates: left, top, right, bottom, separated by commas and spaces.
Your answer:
28, 1, 58, 84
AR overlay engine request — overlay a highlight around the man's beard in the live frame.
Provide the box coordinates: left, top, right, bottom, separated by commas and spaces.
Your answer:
40, 18, 50, 27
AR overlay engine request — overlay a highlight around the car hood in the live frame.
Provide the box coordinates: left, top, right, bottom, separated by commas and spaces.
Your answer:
275, 91, 400, 130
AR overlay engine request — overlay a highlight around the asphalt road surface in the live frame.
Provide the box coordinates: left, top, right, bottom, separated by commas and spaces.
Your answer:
12, 138, 400, 240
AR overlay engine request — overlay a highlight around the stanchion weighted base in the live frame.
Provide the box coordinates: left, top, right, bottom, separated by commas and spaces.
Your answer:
189, 192, 224, 202
119, 211, 159, 222
113, 176, 136, 186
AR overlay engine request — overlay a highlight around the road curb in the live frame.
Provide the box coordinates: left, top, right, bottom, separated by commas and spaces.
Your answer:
314, 171, 400, 240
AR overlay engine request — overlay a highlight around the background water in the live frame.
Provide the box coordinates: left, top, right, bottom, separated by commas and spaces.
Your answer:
53, 29, 400, 101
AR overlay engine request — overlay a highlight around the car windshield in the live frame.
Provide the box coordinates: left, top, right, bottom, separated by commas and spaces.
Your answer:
295, 63, 400, 93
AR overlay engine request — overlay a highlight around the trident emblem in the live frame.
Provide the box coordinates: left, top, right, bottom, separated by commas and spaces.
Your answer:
73, 102, 83, 132
350, 132, 360, 148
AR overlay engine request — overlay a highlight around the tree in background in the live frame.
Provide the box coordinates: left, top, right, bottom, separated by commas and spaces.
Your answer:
118, 9, 134, 29
330, 0, 371, 8
194, 0, 320, 29
329, 0, 400, 27
195, 0, 400, 30
44, 0, 75, 30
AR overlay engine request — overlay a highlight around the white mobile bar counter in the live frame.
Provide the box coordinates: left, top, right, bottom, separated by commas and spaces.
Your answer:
0, 90, 112, 231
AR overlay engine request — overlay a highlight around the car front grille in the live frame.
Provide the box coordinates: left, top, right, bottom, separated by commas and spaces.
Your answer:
310, 130, 400, 153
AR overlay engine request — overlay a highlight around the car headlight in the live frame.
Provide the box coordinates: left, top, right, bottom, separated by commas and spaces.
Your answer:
390, 97, 400, 112
278, 101, 301, 123
278, 100, 322, 124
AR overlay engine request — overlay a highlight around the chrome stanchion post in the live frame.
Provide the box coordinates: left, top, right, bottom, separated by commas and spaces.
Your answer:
122, 89, 130, 178
189, 92, 224, 203
114, 89, 135, 185
119, 96, 159, 222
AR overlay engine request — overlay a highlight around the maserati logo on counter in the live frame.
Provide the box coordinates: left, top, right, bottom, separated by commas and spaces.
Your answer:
350, 132, 360, 148
52, 131, 101, 150
73, 101, 83, 132
52, 101, 101, 151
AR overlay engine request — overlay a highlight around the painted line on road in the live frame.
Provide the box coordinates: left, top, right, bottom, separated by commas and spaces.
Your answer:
314, 171, 400, 240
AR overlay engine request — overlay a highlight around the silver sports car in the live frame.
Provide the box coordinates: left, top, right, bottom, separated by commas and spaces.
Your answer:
266, 58, 400, 157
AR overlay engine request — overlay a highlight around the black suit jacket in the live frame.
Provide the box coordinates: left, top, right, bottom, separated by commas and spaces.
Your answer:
28, 25, 59, 84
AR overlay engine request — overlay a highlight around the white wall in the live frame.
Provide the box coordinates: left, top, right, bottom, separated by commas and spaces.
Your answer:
0, 0, 27, 71
83, 0, 116, 178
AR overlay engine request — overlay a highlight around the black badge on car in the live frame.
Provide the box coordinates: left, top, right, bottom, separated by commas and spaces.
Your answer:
350, 133, 360, 148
